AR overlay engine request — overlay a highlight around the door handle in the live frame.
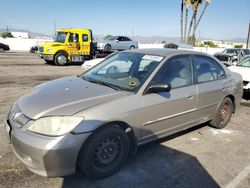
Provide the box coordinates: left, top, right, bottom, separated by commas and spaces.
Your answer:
186, 95, 194, 100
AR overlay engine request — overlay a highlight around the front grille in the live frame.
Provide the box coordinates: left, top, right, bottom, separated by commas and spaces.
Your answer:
9, 104, 30, 128
215, 55, 229, 61
38, 47, 44, 53
243, 81, 249, 86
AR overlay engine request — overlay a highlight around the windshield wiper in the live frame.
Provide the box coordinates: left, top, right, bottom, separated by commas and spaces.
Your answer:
83, 77, 120, 91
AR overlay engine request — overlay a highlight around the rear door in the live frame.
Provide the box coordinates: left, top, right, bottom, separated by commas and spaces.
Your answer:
140, 55, 198, 142
191, 55, 228, 120
81, 31, 91, 56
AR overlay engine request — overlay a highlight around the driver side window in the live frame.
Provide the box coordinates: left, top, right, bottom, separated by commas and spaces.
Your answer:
151, 56, 193, 89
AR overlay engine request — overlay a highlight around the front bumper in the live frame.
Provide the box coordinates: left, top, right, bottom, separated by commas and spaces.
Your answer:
4, 119, 91, 177
39, 54, 54, 61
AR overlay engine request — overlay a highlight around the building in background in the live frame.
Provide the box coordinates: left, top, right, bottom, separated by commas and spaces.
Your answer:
11, 32, 29, 39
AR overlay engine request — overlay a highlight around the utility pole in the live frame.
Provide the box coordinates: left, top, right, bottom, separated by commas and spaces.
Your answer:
246, 21, 250, 49
131, 26, 134, 40
54, 20, 57, 36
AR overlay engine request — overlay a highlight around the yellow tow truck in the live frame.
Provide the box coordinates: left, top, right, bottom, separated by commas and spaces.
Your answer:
38, 28, 99, 65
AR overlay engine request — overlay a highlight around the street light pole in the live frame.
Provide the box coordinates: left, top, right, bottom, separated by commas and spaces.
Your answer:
246, 21, 250, 49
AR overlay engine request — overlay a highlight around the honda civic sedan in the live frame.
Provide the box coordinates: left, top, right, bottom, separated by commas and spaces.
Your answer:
5, 49, 242, 179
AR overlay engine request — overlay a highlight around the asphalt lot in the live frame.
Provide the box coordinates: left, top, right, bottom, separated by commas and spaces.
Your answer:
0, 52, 250, 188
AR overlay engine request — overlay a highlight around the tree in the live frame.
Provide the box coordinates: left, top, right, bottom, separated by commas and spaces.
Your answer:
192, 0, 212, 43
187, 0, 202, 45
183, 0, 191, 43
234, 44, 243, 49
180, 0, 184, 42
1, 32, 13, 38
104, 34, 114, 40
203, 41, 218, 48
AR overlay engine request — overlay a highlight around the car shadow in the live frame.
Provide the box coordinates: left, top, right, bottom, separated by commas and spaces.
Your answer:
61, 124, 220, 188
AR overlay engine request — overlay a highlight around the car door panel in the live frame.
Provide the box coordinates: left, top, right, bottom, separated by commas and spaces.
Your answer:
140, 85, 198, 143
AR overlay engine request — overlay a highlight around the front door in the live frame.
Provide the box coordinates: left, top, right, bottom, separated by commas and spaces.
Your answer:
140, 55, 198, 143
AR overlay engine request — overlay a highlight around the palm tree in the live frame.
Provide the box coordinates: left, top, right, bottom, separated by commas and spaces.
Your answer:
186, 0, 202, 44
193, 0, 212, 38
180, 0, 184, 42
183, 0, 191, 43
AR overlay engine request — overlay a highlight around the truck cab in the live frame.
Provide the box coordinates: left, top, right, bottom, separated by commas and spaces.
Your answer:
38, 28, 96, 65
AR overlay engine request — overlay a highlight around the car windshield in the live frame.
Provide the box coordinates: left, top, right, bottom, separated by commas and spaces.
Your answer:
237, 57, 250, 68
54, 32, 67, 43
223, 49, 240, 54
107, 36, 117, 41
81, 52, 164, 92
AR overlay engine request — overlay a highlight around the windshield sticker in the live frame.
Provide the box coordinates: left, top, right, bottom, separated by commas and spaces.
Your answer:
142, 55, 164, 62
129, 80, 137, 87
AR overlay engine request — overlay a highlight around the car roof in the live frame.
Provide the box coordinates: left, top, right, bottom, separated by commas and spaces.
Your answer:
125, 48, 207, 57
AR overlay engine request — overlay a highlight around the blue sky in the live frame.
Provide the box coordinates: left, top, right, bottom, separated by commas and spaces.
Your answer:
0, 0, 249, 39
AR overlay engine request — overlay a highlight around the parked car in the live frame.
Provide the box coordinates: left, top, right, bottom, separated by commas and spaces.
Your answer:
97, 36, 138, 51
229, 56, 250, 100
5, 49, 242, 179
82, 58, 105, 70
214, 48, 241, 66
0, 42, 10, 52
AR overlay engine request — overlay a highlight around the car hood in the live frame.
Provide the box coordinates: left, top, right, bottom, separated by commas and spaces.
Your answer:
42, 42, 64, 48
229, 66, 250, 81
17, 76, 127, 119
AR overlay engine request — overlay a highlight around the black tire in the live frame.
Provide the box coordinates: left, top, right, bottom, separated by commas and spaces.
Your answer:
0, 48, 4, 53
104, 44, 111, 52
78, 126, 130, 179
129, 45, 135, 49
209, 97, 233, 129
54, 52, 68, 66
45, 60, 55, 65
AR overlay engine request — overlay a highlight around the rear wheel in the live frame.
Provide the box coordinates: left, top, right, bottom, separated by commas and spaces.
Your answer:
104, 44, 111, 52
0, 48, 4, 53
78, 126, 129, 179
129, 45, 135, 49
54, 52, 68, 66
209, 97, 233, 129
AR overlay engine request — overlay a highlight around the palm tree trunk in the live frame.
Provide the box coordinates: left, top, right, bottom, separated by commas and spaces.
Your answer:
191, 10, 198, 45
186, 11, 196, 44
180, 0, 184, 43
193, 2, 209, 35
184, 8, 189, 43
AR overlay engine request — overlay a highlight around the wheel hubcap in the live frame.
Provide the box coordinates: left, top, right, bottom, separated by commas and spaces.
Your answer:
57, 55, 67, 64
219, 103, 230, 124
94, 137, 119, 166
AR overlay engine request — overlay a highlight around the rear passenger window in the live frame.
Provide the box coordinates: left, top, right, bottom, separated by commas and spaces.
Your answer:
82, 34, 88, 42
192, 56, 225, 83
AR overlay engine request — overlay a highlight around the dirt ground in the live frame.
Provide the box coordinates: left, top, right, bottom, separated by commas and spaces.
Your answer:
0, 52, 250, 188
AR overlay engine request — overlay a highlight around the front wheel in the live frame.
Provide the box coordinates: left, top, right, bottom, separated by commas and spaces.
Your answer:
54, 52, 68, 66
78, 126, 129, 179
0, 48, 4, 53
209, 97, 233, 129
129, 45, 135, 49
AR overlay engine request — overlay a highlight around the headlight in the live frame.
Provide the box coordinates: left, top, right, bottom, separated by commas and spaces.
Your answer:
46, 48, 53, 53
27, 116, 83, 136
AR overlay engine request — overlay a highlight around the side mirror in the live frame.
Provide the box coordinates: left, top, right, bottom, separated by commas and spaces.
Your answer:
115, 39, 119, 42
145, 83, 171, 94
